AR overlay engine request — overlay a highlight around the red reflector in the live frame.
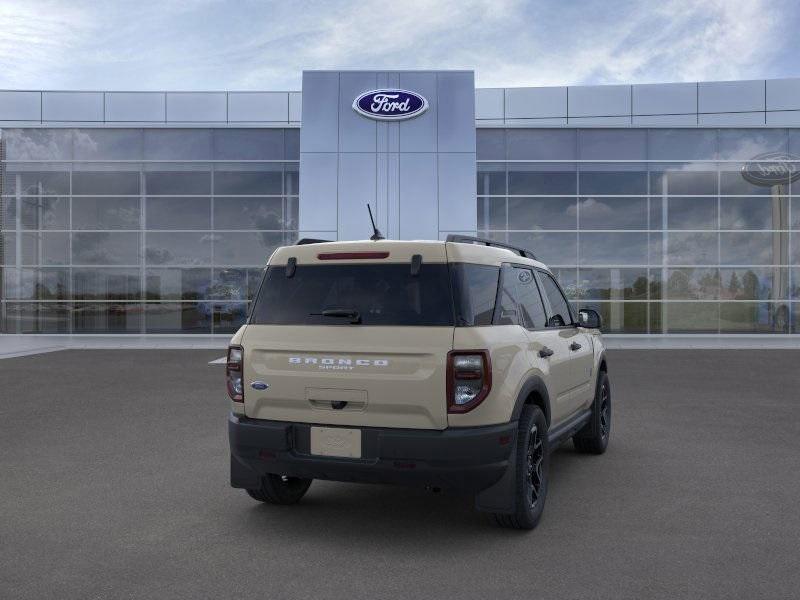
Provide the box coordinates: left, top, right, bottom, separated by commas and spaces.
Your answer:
258, 450, 276, 460
498, 435, 512, 446
317, 252, 390, 260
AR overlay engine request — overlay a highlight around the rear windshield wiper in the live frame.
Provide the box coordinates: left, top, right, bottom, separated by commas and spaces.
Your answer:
310, 308, 362, 324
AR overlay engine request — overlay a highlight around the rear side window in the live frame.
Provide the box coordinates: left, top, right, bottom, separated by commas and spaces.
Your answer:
514, 268, 548, 329
450, 264, 500, 326
538, 271, 573, 326
250, 263, 454, 326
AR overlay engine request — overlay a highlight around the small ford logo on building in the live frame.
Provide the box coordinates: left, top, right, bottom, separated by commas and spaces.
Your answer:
353, 89, 428, 121
741, 152, 800, 186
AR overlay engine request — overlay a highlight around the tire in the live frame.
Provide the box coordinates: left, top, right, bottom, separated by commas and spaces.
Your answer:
246, 474, 312, 505
492, 404, 549, 530
573, 371, 611, 455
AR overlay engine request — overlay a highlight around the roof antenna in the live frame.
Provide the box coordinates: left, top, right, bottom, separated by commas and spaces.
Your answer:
367, 204, 384, 241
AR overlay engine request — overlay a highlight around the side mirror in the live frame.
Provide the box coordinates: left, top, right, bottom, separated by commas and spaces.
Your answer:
547, 314, 565, 328
578, 309, 602, 329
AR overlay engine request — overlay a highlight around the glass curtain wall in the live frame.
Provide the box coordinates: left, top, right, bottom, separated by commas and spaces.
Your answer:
0, 128, 299, 334
477, 128, 800, 334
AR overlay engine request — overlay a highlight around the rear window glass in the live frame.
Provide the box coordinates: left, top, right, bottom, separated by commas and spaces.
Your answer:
451, 264, 500, 326
250, 263, 454, 326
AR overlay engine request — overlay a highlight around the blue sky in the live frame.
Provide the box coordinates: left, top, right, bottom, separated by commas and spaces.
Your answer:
1, 0, 798, 90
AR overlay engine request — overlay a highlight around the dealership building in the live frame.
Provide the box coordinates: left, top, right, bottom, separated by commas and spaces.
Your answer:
1, 70, 799, 338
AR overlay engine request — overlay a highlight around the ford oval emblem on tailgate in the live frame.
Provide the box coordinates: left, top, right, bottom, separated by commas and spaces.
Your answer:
250, 381, 269, 390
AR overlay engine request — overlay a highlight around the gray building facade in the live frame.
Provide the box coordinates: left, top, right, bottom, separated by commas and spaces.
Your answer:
1, 71, 799, 336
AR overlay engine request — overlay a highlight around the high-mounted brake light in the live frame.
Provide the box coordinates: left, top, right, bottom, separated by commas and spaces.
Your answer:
447, 350, 492, 413
317, 252, 390, 260
226, 345, 244, 402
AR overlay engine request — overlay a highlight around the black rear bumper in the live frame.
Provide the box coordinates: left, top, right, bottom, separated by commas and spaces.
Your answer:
229, 413, 517, 492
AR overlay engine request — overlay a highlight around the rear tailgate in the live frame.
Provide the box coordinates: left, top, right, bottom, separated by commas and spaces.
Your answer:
242, 325, 453, 429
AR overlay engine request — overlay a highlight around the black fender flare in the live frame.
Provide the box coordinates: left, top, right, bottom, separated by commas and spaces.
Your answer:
510, 375, 551, 427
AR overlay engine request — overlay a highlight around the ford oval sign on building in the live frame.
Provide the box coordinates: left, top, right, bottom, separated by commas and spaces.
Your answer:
741, 152, 800, 186
352, 89, 428, 121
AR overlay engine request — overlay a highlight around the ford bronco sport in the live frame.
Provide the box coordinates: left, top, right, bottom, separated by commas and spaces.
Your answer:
227, 235, 609, 529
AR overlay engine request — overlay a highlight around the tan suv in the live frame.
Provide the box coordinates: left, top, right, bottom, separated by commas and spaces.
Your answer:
227, 235, 610, 529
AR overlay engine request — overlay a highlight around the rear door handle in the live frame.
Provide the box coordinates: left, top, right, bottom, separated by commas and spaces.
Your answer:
539, 347, 554, 358
569, 342, 582, 351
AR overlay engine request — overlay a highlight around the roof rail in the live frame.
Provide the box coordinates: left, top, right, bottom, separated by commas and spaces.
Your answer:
296, 238, 332, 245
445, 234, 537, 260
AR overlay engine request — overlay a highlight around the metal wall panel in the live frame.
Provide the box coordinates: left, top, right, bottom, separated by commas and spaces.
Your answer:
338, 72, 377, 153
399, 153, 438, 240
289, 92, 302, 122
698, 80, 765, 113
166, 92, 226, 122
698, 112, 766, 126
337, 153, 377, 240
505, 86, 567, 119
398, 72, 438, 152
632, 114, 698, 126
569, 116, 631, 126
568, 84, 631, 117
475, 88, 504, 120
632, 82, 696, 115
42, 92, 103, 121
228, 92, 289, 122
0, 91, 41, 121
766, 78, 800, 111
105, 92, 165, 122
300, 72, 339, 152
438, 153, 477, 233
766, 111, 800, 126
298, 152, 338, 234
437, 71, 476, 153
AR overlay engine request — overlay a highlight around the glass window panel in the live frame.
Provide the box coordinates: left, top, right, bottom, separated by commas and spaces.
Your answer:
4, 302, 70, 333
73, 129, 143, 160
507, 232, 577, 266
213, 302, 249, 333
285, 197, 298, 231
666, 268, 720, 300
720, 196, 788, 230
650, 196, 663, 230
507, 129, 576, 160
35, 268, 69, 300
513, 268, 547, 329
664, 302, 719, 333
213, 170, 282, 195
720, 169, 778, 195
144, 302, 211, 333
22, 232, 69, 265
577, 301, 647, 333
213, 232, 283, 266
477, 166, 505, 195
284, 163, 299, 196
72, 303, 142, 333
508, 197, 575, 230
143, 129, 213, 160
1, 196, 16, 226
549, 268, 578, 300
794, 303, 800, 334
73, 268, 141, 300
718, 129, 788, 160
20, 196, 69, 230
666, 232, 718, 265
720, 232, 784, 265
792, 269, 800, 300
720, 267, 789, 301
285, 129, 300, 159
145, 197, 211, 230
145, 268, 211, 301
720, 302, 790, 333
577, 268, 648, 300
145, 171, 210, 195
793, 233, 800, 265
3, 129, 73, 160
650, 169, 717, 195
477, 197, 506, 230
72, 197, 140, 230
579, 233, 648, 266
578, 197, 647, 230
17, 171, 70, 196
213, 129, 284, 160
649, 268, 663, 300
72, 171, 140, 195
649, 232, 664, 265
649, 302, 662, 333
476, 129, 506, 160
666, 197, 717, 230
214, 197, 283, 230
145, 232, 211, 265
538, 271, 573, 326
579, 171, 647, 195
648, 129, 717, 161
246, 268, 265, 300
1, 233, 16, 265
508, 169, 576, 195
578, 130, 646, 160
210, 268, 248, 300
72, 232, 139, 265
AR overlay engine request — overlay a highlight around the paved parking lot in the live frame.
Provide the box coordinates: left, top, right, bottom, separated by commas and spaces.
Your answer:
1, 349, 799, 599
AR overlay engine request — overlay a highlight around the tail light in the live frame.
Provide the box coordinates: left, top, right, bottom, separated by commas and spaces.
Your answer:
447, 350, 491, 413
226, 345, 244, 402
